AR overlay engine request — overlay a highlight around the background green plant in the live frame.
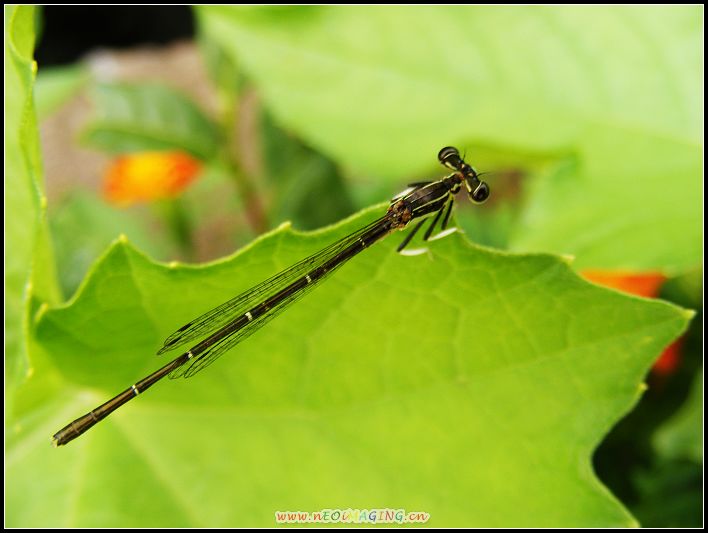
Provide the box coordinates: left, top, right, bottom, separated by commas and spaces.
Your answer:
5, 5, 702, 527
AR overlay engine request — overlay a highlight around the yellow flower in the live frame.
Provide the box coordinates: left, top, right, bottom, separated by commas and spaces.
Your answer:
104, 151, 202, 206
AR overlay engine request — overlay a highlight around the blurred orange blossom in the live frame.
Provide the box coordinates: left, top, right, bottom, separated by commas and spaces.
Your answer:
104, 151, 202, 206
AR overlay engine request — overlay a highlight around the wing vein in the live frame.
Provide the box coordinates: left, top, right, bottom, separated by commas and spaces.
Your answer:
160, 215, 390, 378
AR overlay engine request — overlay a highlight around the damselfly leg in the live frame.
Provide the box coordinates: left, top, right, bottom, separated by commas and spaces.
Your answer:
397, 199, 457, 255
441, 201, 453, 231
396, 219, 427, 253
423, 205, 446, 240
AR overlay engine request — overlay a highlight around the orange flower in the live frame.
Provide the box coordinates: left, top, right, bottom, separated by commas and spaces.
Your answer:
104, 151, 202, 206
652, 338, 683, 376
581, 270, 681, 376
581, 271, 667, 298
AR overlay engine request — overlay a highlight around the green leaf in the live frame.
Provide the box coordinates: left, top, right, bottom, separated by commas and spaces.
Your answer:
81, 82, 221, 160
49, 192, 178, 297
4, 5, 60, 393
510, 139, 700, 274
8, 207, 691, 527
262, 111, 356, 229
34, 64, 88, 120
196, 5, 702, 273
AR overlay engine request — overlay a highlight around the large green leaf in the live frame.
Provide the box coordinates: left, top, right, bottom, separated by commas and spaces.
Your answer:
8, 206, 691, 527
196, 5, 702, 273
4, 5, 60, 393
81, 82, 221, 160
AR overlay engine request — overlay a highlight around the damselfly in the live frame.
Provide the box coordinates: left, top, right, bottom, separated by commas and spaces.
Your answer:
52, 146, 489, 446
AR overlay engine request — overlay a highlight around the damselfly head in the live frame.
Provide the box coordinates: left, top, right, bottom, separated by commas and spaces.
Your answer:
459, 167, 490, 204
465, 176, 490, 204
438, 146, 490, 203
438, 146, 463, 171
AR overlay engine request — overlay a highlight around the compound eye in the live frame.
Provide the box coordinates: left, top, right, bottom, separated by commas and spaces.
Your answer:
468, 181, 490, 203
437, 146, 459, 162
438, 146, 462, 170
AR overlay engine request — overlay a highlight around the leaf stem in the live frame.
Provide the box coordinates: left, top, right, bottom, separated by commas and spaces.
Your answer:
216, 74, 268, 235
157, 197, 194, 260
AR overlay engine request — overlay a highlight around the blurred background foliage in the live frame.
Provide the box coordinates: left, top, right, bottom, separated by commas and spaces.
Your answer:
7, 5, 703, 527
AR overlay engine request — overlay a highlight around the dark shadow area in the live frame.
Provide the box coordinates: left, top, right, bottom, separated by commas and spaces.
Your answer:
36, 6, 194, 67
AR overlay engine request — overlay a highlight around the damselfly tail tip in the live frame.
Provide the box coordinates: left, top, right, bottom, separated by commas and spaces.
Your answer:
51, 436, 59, 448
